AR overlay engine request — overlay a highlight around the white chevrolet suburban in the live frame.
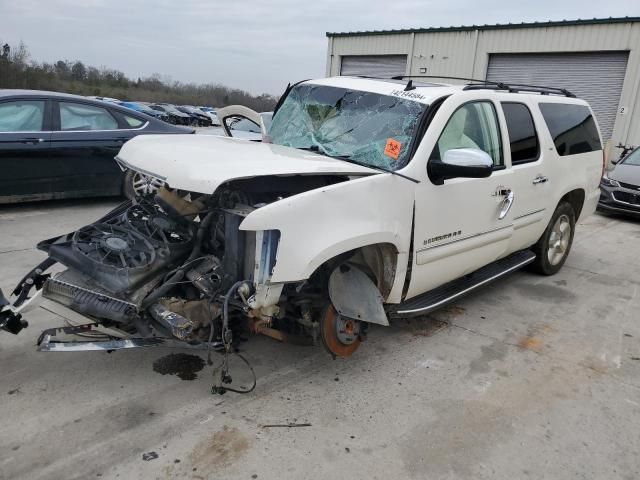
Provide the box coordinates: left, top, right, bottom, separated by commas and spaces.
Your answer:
1, 76, 603, 389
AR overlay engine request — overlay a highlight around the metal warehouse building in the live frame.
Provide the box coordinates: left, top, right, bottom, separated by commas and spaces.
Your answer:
326, 17, 640, 156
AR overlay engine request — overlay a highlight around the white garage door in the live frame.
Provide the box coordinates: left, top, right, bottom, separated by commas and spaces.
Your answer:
487, 52, 629, 142
340, 55, 407, 78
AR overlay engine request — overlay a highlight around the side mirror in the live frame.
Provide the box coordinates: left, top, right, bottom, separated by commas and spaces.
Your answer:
428, 148, 494, 184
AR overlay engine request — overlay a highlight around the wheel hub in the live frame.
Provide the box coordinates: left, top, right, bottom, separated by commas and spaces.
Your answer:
547, 214, 571, 266
103, 236, 129, 252
320, 304, 361, 358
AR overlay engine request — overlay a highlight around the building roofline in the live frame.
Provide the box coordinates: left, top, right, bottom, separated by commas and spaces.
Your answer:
326, 16, 640, 37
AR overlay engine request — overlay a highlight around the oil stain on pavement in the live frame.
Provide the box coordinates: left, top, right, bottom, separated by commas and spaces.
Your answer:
152, 353, 205, 380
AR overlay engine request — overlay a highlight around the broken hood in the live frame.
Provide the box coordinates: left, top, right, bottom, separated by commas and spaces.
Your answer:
116, 134, 377, 194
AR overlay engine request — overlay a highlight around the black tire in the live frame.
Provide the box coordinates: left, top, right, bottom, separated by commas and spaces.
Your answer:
529, 202, 576, 275
122, 170, 136, 200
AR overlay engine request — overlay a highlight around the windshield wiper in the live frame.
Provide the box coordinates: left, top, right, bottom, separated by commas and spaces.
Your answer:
297, 146, 420, 184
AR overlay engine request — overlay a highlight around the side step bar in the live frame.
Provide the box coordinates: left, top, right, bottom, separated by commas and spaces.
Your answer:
390, 250, 536, 318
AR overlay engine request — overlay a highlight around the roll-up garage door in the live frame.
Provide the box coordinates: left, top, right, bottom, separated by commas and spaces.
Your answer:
487, 52, 629, 142
340, 55, 407, 78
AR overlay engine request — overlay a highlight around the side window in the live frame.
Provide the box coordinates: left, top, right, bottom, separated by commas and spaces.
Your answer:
59, 102, 118, 131
124, 115, 144, 128
502, 103, 539, 165
0, 100, 45, 132
539, 103, 602, 156
432, 101, 503, 167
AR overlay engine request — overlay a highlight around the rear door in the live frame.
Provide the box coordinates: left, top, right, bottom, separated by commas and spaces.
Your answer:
498, 100, 551, 251
50, 100, 129, 196
0, 97, 53, 202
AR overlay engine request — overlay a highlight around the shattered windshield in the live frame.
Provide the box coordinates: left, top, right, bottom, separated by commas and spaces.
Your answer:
268, 84, 428, 170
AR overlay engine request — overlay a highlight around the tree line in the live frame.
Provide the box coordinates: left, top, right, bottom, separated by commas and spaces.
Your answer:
0, 41, 278, 111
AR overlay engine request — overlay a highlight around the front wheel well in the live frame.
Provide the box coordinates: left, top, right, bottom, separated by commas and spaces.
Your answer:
308, 243, 399, 300
559, 189, 585, 220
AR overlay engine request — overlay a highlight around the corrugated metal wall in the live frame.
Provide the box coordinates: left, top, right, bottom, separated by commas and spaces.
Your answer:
326, 21, 640, 151
487, 52, 629, 141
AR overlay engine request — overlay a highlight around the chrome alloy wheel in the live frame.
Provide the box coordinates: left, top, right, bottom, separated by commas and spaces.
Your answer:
131, 172, 164, 196
547, 214, 571, 266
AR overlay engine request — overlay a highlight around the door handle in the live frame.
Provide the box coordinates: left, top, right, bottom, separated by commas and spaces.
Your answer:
20, 138, 44, 144
498, 189, 514, 220
532, 175, 548, 185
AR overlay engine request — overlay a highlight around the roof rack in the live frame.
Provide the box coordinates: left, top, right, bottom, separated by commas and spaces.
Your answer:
389, 75, 576, 98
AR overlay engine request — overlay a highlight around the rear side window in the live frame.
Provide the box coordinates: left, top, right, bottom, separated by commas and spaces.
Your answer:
502, 103, 539, 165
60, 102, 118, 131
539, 103, 601, 156
0, 100, 45, 132
124, 115, 144, 128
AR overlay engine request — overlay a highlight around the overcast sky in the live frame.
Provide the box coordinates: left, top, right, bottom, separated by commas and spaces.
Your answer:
1, 0, 639, 95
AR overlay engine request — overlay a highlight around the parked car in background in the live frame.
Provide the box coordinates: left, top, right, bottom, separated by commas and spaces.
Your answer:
599, 146, 640, 217
118, 101, 170, 122
175, 105, 212, 126
86, 96, 120, 104
149, 104, 191, 125
198, 106, 220, 126
0, 90, 193, 203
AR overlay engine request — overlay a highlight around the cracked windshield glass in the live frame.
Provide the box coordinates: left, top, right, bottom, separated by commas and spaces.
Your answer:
268, 83, 428, 170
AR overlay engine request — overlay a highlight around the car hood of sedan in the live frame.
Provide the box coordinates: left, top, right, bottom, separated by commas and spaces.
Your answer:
116, 134, 377, 194
610, 164, 640, 187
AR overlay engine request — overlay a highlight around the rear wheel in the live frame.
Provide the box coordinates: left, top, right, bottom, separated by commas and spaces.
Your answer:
530, 202, 576, 275
320, 303, 361, 358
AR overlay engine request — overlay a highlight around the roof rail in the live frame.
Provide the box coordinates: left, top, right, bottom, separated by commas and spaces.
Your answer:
390, 75, 576, 98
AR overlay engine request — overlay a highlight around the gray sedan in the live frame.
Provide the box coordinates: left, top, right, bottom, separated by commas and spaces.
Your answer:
599, 147, 640, 217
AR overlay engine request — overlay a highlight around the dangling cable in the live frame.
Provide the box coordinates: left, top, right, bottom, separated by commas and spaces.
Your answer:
211, 281, 256, 395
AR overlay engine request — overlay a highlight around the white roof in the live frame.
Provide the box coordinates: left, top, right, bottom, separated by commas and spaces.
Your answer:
303, 76, 462, 105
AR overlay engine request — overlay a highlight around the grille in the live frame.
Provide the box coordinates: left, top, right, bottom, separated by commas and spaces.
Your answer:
612, 191, 640, 206
619, 181, 640, 191
43, 276, 137, 323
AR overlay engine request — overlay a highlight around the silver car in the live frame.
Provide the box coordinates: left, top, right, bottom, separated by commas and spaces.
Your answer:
599, 147, 640, 216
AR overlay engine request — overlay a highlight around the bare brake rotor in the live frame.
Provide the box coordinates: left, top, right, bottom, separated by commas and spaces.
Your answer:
320, 304, 361, 358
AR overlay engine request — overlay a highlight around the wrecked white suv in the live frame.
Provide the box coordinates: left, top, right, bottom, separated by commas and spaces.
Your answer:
1, 77, 603, 389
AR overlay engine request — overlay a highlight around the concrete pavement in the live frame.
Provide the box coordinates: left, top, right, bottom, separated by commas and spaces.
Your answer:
1, 199, 639, 480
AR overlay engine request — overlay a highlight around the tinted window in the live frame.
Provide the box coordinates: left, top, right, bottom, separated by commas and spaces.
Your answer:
432, 101, 503, 167
0, 100, 45, 132
502, 103, 539, 165
60, 102, 118, 131
539, 103, 601, 156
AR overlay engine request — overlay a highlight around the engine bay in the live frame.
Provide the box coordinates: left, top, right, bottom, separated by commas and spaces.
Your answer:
2, 174, 373, 394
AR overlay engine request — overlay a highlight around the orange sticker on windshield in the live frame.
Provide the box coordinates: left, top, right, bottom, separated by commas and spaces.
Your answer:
384, 138, 401, 160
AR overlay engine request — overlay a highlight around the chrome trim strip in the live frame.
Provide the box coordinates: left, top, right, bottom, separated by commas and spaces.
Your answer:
397, 256, 534, 315
514, 208, 545, 220
417, 224, 513, 253
0, 123, 149, 135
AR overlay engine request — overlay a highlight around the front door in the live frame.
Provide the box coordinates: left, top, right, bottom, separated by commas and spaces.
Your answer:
406, 99, 515, 299
0, 98, 53, 202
